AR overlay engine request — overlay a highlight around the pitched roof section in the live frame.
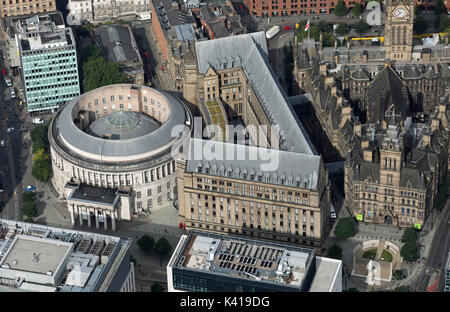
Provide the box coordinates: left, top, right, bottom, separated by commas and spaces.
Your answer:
186, 139, 321, 190
195, 32, 317, 155
369, 65, 408, 122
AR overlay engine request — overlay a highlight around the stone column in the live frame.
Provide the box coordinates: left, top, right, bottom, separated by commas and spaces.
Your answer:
70, 204, 75, 226
95, 209, 100, 229
104, 210, 108, 230
111, 212, 116, 231
78, 206, 83, 226
87, 208, 92, 227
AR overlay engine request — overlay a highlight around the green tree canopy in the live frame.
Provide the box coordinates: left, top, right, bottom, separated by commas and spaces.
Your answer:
414, 4, 419, 16
23, 191, 36, 203
351, 4, 362, 16
393, 269, 405, 280
82, 56, 126, 92
401, 227, 418, 243
22, 201, 38, 219
155, 237, 172, 264
334, 217, 357, 239
400, 242, 419, 262
326, 243, 343, 259
334, 0, 348, 16
137, 234, 155, 253
151, 282, 164, 292
437, 13, 450, 33
336, 23, 349, 35
355, 20, 370, 35
434, 0, 447, 15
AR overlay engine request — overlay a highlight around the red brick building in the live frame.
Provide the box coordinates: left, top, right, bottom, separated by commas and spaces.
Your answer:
415, 0, 450, 12
243, 0, 365, 16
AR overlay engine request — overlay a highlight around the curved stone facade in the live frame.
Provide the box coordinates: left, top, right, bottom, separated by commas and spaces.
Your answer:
49, 84, 192, 215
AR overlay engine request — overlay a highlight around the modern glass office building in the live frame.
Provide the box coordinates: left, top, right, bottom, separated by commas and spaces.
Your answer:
9, 13, 80, 114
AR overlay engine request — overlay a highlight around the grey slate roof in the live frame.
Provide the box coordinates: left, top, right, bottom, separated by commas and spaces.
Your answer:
93, 25, 141, 64
53, 85, 188, 162
195, 31, 317, 155
186, 139, 321, 190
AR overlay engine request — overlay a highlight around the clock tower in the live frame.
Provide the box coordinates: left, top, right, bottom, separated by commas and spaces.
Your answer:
384, 0, 414, 61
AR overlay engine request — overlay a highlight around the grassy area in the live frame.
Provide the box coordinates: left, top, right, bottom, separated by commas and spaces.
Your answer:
362, 249, 377, 260
380, 250, 393, 262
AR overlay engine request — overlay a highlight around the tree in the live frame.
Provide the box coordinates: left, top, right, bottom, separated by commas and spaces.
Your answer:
414, 15, 428, 34
414, 4, 419, 16
32, 149, 51, 182
351, 4, 362, 16
434, 0, 447, 15
401, 227, 418, 244
326, 243, 343, 259
82, 56, 126, 92
154, 237, 172, 265
393, 269, 405, 280
151, 282, 164, 292
130, 254, 138, 266
22, 191, 36, 203
336, 23, 349, 35
22, 201, 37, 219
355, 20, 370, 35
346, 287, 359, 292
334, 217, 357, 239
137, 234, 155, 253
334, 0, 347, 16
437, 13, 450, 33
400, 242, 419, 262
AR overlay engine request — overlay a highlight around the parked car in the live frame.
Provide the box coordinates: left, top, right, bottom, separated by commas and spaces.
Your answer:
25, 185, 36, 192
0, 140, 5, 147
143, 51, 150, 58
32, 117, 45, 124
6, 127, 14, 133
283, 26, 292, 30
10, 87, 16, 98
160, 65, 165, 71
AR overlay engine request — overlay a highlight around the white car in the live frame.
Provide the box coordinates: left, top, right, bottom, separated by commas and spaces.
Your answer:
6, 127, 14, 133
0, 140, 5, 147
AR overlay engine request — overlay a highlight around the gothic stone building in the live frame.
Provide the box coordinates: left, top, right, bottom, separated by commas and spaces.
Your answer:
293, 0, 449, 228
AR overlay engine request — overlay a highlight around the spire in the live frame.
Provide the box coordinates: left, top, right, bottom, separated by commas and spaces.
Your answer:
389, 107, 396, 126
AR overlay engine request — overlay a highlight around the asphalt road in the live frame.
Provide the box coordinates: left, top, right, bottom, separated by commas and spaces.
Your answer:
413, 198, 450, 292
0, 50, 23, 221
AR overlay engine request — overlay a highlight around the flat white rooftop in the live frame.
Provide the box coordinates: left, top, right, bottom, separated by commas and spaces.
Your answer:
1, 235, 72, 274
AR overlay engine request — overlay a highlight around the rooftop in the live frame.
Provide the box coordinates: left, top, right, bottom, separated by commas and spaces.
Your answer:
195, 32, 317, 155
93, 25, 142, 64
68, 184, 119, 206
309, 257, 342, 292
0, 219, 131, 292
172, 231, 315, 290
185, 139, 321, 190
86, 111, 161, 140
1, 235, 71, 275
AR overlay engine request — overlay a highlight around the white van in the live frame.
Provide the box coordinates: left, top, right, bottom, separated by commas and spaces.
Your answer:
10, 87, 16, 98
33, 117, 45, 124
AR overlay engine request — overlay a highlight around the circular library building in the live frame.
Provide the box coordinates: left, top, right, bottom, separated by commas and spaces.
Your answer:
49, 84, 192, 229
